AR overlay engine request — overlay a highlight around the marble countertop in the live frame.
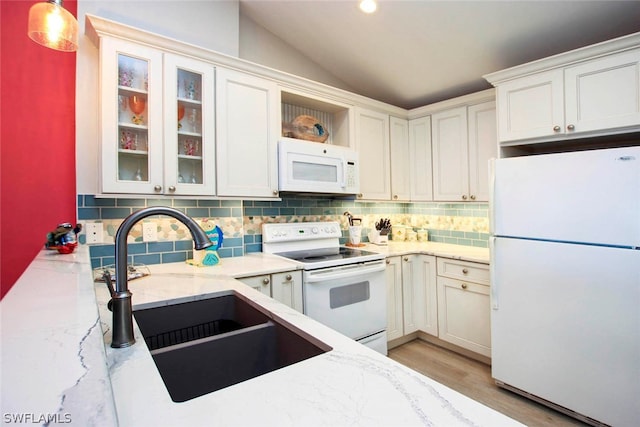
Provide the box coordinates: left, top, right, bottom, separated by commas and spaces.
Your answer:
363, 241, 490, 264
1, 243, 514, 426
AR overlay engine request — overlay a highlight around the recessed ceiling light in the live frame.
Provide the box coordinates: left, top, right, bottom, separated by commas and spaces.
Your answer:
359, 0, 377, 14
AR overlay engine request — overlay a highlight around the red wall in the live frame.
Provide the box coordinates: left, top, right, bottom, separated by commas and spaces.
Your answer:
1, 0, 77, 298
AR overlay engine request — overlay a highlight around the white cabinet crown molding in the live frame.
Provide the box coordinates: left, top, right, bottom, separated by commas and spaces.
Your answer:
483, 31, 640, 84
408, 89, 495, 120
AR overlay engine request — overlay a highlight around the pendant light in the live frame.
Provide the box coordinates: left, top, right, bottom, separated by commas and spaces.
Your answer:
28, 0, 78, 52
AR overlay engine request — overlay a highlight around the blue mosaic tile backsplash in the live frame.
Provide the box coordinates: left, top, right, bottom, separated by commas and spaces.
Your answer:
79, 194, 489, 269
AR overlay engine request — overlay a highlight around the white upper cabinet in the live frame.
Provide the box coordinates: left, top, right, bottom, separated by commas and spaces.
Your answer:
564, 49, 640, 134
495, 69, 564, 142
355, 107, 391, 200
485, 33, 640, 145
389, 117, 411, 201
163, 53, 216, 196
408, 116, 433, 201
98, 38, 216, 196
216, 68, 280, 198
432, 106, 469, 201
100, 37, 164, 195
468, 101, 497, 202
431, 101, 496, 202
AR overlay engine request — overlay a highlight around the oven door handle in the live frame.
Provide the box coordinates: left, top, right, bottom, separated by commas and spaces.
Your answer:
305, 262, 385, 283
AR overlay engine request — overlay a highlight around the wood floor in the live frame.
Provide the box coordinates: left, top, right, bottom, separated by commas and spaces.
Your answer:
388, 339, 588, 427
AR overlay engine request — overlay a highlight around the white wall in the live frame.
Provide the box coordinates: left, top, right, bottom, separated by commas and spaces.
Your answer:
239, 13, 354, 92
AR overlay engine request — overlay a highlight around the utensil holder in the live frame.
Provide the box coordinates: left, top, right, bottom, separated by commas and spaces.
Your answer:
349, 226, 362, 245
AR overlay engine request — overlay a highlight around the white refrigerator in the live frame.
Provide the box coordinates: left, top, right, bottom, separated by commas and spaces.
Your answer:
490, 146, 640, 427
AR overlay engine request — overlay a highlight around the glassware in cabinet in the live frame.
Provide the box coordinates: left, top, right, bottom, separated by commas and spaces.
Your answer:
164, 54, 215, 195
116, 54, 150, 182
100, 37, 163, 194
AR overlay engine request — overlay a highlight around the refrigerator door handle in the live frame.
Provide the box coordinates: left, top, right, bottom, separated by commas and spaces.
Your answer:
490, 236, 498, 310
488, 158, 496, 235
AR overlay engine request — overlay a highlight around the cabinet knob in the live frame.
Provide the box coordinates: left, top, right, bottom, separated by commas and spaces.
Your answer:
385, 259, 391, 264
461, 283, 468, 290
403, 257, 409, 262
462, 268, 469, 274
168, 186, 176, 192
357, 193, 363, 199
273, 190, 278, 195
553, 125, 561, 132
393, 195, 398, 200
462, 195, 468, 200
262, 278, 270, 285
470, 195, 476, 200
154, 185, 162, 192
567, 124, 575, 131
285, 274, 292, 281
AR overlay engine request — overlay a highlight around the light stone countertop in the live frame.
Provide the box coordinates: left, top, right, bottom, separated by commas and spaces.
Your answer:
1, 243, 514, 427
362, 241, 490, 264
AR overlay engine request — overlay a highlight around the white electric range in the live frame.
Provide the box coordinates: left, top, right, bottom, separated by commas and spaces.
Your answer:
262, 222, 387, 355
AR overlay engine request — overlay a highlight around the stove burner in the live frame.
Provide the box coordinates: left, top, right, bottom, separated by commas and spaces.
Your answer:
301, 255, 331, 261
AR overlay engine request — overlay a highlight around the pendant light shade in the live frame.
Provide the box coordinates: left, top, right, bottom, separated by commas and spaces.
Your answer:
28, 0, 78, 52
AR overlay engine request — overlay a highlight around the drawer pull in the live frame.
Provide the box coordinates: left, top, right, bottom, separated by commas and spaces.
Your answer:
461, 283, 468, 290
462, 268, 469, 274
262, 278, 270, 285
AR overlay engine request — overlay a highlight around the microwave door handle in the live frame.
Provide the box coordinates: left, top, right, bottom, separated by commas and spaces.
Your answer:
305, 262, 385, 283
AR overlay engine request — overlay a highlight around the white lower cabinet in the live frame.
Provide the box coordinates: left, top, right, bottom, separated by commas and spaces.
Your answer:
237, 270, 303, 312
271, 271, 303, 313
385, 254, 438, 341
238, 274, 271, 296
385, 256, 404, 341
386, 254, 491, 358
436, 258, 491, 357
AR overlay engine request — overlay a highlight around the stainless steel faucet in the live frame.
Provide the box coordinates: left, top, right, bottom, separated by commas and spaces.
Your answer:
108, 206, 213, 348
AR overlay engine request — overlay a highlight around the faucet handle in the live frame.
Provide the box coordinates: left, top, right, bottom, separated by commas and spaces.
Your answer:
102, 270, 115, 312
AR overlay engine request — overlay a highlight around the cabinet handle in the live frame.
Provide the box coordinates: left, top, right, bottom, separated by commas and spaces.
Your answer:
385, 259, 391, 264
403, 257, 409, 262
461, 283, 468, 290
272, 190, 278, 195
462, 195, 468, 200
357, 193, 363, 199
154, 185, 162, 192
262, 278, 270, 285
393, 195, 398, 200
553, 125, 561, 132
168, 186, 176, 192
462, 268, 469, 274
567, 124, 575, 131
285, 274, 292, 281
470, 195, 476, 200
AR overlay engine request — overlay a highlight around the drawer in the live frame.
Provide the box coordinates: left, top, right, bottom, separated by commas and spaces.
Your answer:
437, 258, 489, 285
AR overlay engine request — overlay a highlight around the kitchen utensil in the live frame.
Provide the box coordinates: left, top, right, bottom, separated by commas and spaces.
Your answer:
343, 211, 354, 226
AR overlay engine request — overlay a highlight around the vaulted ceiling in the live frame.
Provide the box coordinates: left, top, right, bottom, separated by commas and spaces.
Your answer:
240, 1, 640, 109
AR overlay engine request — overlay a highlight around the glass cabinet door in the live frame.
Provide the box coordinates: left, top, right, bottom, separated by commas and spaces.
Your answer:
164, 54, 215, 195
100, 38, 163, 194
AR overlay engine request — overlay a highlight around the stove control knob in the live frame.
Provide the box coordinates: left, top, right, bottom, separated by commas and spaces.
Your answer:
311, 227, 319, 234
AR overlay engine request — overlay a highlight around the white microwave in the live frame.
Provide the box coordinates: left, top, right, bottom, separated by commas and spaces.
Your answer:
278, 138, 359, 195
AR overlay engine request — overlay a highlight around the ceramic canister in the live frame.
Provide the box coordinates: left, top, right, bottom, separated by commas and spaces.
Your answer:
417, 229, 429, 242
391, 225, 407, 241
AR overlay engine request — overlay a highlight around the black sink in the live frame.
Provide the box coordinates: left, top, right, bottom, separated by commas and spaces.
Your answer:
133, 292, 331, 402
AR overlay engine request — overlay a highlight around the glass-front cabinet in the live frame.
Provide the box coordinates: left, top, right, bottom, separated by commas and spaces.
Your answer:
163, 53, 215, 195
99, 37, 214, 195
